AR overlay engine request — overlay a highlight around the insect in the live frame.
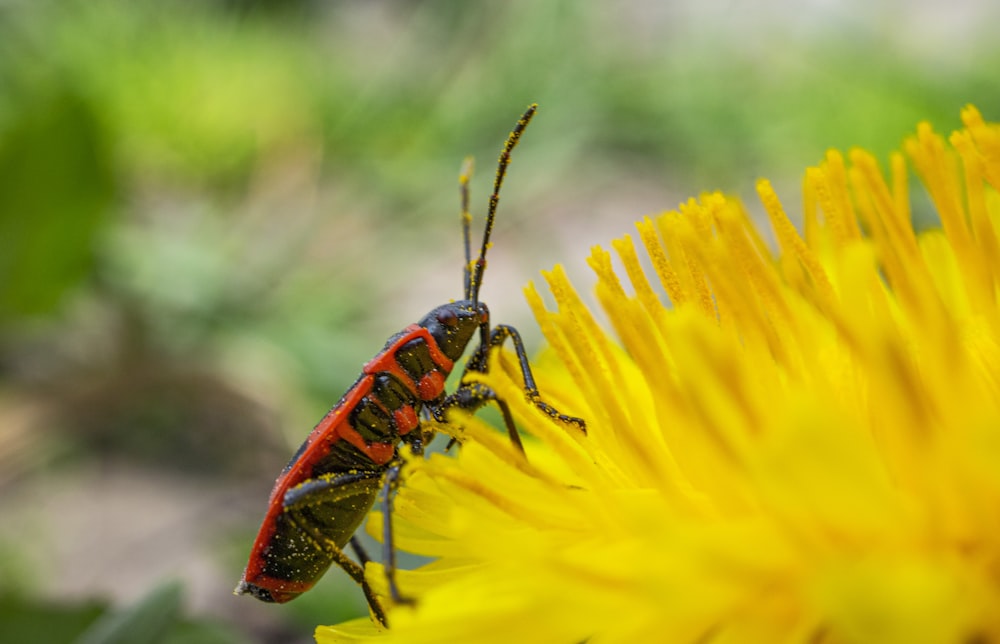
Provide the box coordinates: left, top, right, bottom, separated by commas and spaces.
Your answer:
235, 104, 585, 626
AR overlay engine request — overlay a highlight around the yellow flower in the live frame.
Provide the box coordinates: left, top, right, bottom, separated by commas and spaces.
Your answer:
317, 106, 1000, 644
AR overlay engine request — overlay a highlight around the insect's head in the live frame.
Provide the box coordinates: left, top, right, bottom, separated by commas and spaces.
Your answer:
421, 300, 489, 362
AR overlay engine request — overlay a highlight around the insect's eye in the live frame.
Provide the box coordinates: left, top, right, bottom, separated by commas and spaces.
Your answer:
438, 308, 459, 327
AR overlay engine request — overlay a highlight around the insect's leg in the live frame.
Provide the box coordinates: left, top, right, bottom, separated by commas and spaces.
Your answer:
380, 462, 412, 605
466, 324, 587, 434
378, 431, 425, 605
436, 322, 585, 454
437, 381, 525, 453
283, 473, 388, 626
349, 536, 372, 567
320, 531, 388, 627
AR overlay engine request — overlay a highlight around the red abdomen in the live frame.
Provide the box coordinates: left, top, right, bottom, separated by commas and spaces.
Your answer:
237, 325, 455, 601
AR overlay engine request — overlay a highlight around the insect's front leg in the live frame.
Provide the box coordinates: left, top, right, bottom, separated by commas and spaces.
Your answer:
438, 323, 587, 452
467, 324, 587, 429
489, 324, 587, 432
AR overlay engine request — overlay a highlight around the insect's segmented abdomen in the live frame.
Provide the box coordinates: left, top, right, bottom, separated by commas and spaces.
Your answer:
239, 469, 383, 603
240, 324, 461, 600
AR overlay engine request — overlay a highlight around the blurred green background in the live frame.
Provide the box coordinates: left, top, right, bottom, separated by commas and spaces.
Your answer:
0, 0, 996, 642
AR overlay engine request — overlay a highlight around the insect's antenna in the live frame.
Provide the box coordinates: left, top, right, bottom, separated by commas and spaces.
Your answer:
460, 157, 475, 300
469, 103, 538, 305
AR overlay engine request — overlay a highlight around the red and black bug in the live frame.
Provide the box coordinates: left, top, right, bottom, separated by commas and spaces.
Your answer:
235, 104, 585, 626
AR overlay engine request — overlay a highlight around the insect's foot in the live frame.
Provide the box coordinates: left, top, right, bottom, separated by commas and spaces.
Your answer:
528, 394, 588, 435
393, 594, 417, 607
564, 415, 587, 434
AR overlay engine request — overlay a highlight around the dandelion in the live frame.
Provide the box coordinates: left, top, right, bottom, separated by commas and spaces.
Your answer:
317, 106, 1000, 644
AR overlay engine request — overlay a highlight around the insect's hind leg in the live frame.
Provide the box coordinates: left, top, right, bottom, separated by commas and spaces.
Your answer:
283, 474, 389, 626
284, 515, 388, 627
325, 532, 388, 627
349, 536, 372, 567
346, 536, 395, 623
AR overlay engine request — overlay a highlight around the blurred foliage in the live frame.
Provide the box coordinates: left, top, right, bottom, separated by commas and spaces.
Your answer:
0, 582, 244, 644
0, 0, 997, 641
0, 89, 113, 322
0, 594, 104, 644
